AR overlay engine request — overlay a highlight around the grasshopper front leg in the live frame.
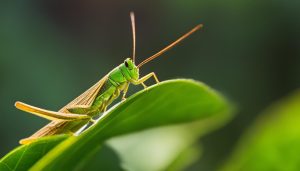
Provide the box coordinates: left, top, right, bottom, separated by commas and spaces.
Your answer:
131, 72, 159, 89
121, 83, 130, 100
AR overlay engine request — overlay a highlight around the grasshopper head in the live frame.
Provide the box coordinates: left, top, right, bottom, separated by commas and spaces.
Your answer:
122, 58, 139, 81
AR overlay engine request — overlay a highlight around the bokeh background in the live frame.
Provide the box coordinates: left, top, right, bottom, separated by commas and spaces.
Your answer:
0, 0, 299, 170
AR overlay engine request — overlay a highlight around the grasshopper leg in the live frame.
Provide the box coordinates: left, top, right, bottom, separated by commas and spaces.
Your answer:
90, 119, 97, 123
121, 83, 130, 100
15, 101, 91, 121
131, 72, 159, 89
67, 105, 91, 114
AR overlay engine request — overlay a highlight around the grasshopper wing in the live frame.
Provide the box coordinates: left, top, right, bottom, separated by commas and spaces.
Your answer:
59, 74, 109, 113
19, 75, 108, 144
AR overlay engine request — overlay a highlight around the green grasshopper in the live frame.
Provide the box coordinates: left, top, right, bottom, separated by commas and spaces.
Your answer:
15, 12, 203, 145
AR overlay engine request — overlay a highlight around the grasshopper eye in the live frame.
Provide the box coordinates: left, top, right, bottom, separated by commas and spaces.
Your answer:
124, 61, 129, 67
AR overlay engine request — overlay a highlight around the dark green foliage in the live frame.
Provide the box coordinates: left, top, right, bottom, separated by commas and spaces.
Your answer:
221, 90, 300, 171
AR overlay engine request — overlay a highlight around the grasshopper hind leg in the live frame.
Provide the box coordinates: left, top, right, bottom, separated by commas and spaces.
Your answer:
15, 101, 91, 121
66, 105, 91, 114
19, 131, 75, 145
19, 137, 37, 145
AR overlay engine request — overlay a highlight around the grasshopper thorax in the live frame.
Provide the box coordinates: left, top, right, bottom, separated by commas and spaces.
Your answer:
119, 58, 139, 82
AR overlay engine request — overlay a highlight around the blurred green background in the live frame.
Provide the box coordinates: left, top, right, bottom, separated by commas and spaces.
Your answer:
0, 0, 299, 170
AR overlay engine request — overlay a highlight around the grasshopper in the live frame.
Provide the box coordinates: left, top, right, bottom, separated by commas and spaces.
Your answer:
15, 12, 203, 145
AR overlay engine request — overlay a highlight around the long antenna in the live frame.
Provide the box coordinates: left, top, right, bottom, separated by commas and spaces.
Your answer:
130, 12, 136, 63
137, 24, 203, 68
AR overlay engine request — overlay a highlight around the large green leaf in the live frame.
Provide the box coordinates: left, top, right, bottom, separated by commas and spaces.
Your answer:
221, 90, 300, 171
0, 79, 232, 171
29, 79, 232, 170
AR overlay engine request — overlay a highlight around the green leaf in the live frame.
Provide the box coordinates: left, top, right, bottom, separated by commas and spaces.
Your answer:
30, 79, 232, 170
0, 135, 68, 171
221, 90, 300, 171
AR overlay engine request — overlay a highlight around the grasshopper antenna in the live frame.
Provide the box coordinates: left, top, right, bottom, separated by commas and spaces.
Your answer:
130, 12, 136, 63
137, 24, 203, 68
